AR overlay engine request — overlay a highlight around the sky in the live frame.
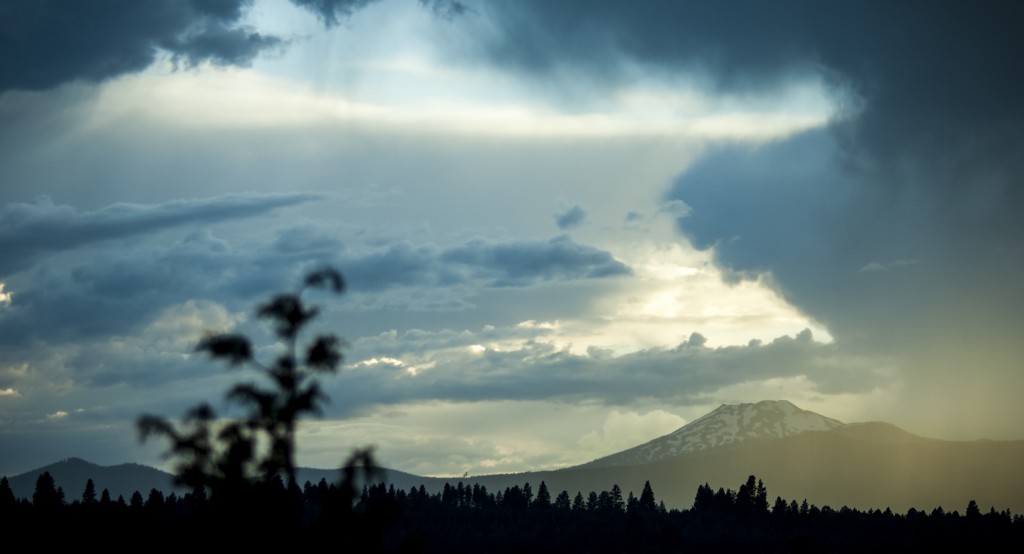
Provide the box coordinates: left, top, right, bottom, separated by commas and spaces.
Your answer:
1, 0, 1022, 478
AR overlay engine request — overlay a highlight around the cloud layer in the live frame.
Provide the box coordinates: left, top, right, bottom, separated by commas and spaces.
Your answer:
0, 193, 320, 276
3, 0, 1019, 476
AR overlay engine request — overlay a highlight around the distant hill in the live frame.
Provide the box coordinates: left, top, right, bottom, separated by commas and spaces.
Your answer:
5, 457, 446, 503
7, 457, 178, 501
295, 466, 449, 492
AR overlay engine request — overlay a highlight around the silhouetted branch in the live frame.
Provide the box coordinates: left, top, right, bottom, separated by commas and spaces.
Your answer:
304, 266, 345, 293
139, 266, 352, 499
196, 334, 253, 366
306, 335, 343, 371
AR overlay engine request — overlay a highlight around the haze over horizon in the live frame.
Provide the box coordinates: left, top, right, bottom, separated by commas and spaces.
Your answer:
1, 1, 1021, 478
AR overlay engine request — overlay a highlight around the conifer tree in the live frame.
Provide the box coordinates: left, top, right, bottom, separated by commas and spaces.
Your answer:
572, 492, 585, 511
610, 484, 624, 512
82, 478, 97, 505
772, 496, 788, 517
693, 483, 713, 512
534, 481, 551, 509
736, 475, 756, 514
755, 478, 769, 514
0, 476, 15, 509
146, 488, 165, 509
639, 480, 656, 512
32, 472, 63, 510
554, 490, 571, 510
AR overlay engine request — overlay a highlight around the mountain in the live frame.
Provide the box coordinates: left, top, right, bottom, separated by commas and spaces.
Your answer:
402, 402, 1024, 513
581, 399, 844, 468
4, 457, 446, 503
432, 420, 1024, 514
7, 457, 178, 502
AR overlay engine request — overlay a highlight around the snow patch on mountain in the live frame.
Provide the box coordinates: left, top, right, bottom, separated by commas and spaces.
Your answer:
581, 400, 844, 468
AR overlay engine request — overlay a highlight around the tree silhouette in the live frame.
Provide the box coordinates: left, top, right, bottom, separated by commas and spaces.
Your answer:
638, 480, 656, 512
81, 478, 97, 505
138, 267, 352, 496
572, 491, 585, 511
755, 478, 769, 514
534, 481, 551, 509
32, 471, 63, 510
736, 474, 757, 515
0, 477, 15, 510
554, 490, 571, 510
693, 483, 714, 512
610, 484, 624, 512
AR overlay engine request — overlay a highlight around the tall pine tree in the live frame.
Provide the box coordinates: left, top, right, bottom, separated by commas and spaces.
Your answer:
32, 472, 63, 510
81, 478, 97, 505
639, 480, 657, 512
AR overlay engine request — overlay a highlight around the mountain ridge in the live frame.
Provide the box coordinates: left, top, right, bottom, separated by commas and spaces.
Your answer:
4, 456, 443, 503
6, 457, 179, 502
580, 399, 844, 468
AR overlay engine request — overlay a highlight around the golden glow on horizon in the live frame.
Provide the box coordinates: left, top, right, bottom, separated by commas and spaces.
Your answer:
526, 236, 833, 356
295, 401, 685, 477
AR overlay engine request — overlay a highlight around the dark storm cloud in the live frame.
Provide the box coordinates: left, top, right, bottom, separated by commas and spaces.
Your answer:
469, 0, 827, 98
669, 130, 851, 283
0, 232, 245, 345
418, 0, 472, 20
0, 0, 386, 93
0, 0, 277, 91
0, 193, 319, 277
472, 0, 1024, 212
339, 234, 629, 293
469, 0, 1024, 338
290, 0, 380, 26
554, 205, 586, 230
439, 235, 630, 286
668, 127, 1024, 353
458, 0, 1024, 432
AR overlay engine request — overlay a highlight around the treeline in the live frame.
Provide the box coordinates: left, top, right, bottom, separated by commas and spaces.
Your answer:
3, 471, 1022, 551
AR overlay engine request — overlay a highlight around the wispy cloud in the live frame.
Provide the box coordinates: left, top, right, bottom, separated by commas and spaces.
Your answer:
554, 205, 587, 230
0, 193, 320, 277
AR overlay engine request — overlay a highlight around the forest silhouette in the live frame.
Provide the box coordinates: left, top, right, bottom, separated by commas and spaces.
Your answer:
2, 268, 1023, 550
